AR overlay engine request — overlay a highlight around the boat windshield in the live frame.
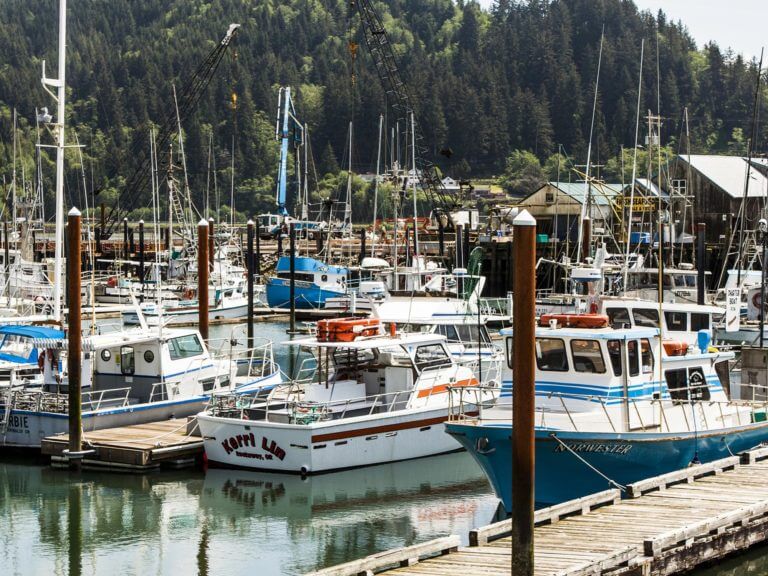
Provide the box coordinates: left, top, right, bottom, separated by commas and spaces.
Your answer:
0, 334, 34, 362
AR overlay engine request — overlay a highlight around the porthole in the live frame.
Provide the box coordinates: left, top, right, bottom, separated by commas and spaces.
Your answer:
144, 350, 155, 363
100, 349, 111, 362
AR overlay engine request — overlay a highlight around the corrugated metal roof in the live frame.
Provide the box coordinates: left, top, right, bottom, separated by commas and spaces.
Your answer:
678, 155, 768, 198
549, 181, 622, 206
621, 178, 669, 198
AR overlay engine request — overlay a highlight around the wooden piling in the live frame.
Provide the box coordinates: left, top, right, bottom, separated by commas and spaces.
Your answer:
255, 220, 262, 276
438, 218, 445, 257
512, 209, 536, 576
138, 220, 145, 293
123, 217, 128, 260
697, 222, 706, 306
581, 216, 591, 262
359, 228, 366, 265
247, 219, 254, 350
197, 219, 209, 341
208, 217, 215, 273
67, 207, 83, 471
289, 223, 296, 334
455, 224, 464, 269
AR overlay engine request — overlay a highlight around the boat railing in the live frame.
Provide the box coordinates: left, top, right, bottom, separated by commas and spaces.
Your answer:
207, 386, 417, 423
0, 386, 133, 415
446, 384, 500, 422
209, 337, 278, 381
455, 356, 503, 389
479, 296, 512, 318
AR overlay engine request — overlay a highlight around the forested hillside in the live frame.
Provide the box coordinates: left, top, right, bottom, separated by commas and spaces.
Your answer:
0, 0, 764, 222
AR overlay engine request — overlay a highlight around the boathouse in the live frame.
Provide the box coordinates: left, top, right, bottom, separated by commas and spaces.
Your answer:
515, 181, 622, 243
667, 154, 768, 245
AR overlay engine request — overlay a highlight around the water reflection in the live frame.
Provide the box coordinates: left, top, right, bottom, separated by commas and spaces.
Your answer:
0, 452, 497, 575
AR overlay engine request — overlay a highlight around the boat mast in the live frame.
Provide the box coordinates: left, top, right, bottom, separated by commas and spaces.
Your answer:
345, 121, 353, 231
371, 114, 383, 257
41, 0, 67, 323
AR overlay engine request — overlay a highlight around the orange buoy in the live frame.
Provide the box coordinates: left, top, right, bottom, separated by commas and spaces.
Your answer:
663, 341, 689, 356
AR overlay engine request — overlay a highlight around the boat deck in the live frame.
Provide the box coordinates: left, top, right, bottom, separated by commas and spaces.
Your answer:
307, 446, 768, 575
41, 418, 203, 471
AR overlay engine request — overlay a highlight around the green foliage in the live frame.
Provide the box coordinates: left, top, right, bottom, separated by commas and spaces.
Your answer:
0, 0, 764, 225
500, 150, 545, 197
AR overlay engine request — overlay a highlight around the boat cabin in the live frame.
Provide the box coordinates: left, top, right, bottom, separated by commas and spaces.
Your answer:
600, 299, 723, 345
38, 328, 229, 405
0, 325, 65, 387
261, 332, 477, 423
500, 324, 733, 429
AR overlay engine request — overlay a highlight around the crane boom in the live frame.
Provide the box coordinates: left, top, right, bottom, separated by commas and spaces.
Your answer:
351, 0, 459, 224
101, 24, 240, 238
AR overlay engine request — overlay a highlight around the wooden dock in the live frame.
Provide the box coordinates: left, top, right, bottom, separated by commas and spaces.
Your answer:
307, 446, 768, 575
41, 418, 204, 471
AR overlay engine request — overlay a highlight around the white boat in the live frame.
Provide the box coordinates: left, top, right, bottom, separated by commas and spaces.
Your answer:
197, 322, 500, 473
0, 327, 282, 448
122, 279, 266, 326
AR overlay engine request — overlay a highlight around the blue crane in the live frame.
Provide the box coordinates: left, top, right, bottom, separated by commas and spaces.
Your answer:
274, 86, 303, 217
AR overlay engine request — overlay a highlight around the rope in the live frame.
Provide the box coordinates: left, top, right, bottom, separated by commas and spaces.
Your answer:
550, 432, 627, 491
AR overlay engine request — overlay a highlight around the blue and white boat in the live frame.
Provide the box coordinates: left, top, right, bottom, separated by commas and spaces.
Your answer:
266, 256, 347, 309
0, 325, 66, 388
0, 326, 282, 448
446, 322, 768, 512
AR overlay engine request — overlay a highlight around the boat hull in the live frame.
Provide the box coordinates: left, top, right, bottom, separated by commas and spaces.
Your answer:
122, 302, 248, 325
0, 396, 205, 449
265, 279, 345, 310
199, 407, 461, 473
445, 421, 768, 512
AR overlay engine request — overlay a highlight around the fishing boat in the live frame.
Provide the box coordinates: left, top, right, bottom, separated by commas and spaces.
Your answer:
197, 319, 499, 472
265, 256, 347, 309
445, 321, 768, 511
122, 279, 264, 326
0, 326, 281, 448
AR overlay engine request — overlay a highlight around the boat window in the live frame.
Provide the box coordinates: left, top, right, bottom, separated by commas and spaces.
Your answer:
168, 334, 204, 361
640, 339, 654, 373
664, 311, 688, 331
673, 275, 688, 287
633, 308, 659, 328
120, 346, 135, 375
606, 307, 631, 329
607, 340, 622, 376
436, 324, 460, 342
665, 367, 710, 402
414, 344, 452, 371
277, 272, 314, 283
690, 313, 710, 331
535, 338, 568, 372
685, 275, 697, 287
627, 340, 639, 376
456, 324, 491, 345
506, 337, 514, 369
570, 340, 606, 374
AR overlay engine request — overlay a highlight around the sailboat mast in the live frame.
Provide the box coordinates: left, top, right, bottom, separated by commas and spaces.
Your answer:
345, 121, 353, 229
45, 0, 67, 323
371, 114, 383, 257
410, 112, 419, 263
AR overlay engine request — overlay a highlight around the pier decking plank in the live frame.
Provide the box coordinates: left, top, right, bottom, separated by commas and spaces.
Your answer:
308, 449, 768, 575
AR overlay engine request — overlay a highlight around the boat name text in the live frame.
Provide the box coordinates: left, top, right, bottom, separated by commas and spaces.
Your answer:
221, 433, 286, 460
554, 442, 632, 455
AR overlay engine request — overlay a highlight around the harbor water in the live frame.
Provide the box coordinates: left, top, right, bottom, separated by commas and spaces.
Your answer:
0, 320, 499, 575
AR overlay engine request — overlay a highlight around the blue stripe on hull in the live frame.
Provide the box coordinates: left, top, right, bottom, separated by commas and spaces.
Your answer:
266, 279, 345, 309
445, 421, 768, 513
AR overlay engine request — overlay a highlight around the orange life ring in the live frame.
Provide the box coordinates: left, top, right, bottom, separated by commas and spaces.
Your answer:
183, 288, 195, 300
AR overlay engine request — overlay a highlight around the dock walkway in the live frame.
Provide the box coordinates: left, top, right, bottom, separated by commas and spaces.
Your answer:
308, 446, 768, 575
41, 418, 203, 470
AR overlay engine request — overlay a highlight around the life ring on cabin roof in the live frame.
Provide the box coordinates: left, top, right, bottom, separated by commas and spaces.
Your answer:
183, 288, 195, 300
752, 291, 766, 311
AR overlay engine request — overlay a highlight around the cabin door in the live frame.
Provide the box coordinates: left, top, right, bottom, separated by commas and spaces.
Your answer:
625, 338, 661, 430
